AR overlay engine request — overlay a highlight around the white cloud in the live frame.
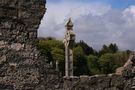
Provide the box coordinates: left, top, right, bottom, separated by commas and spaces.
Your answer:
123, 6, 135, 27
38, 2, 135, 51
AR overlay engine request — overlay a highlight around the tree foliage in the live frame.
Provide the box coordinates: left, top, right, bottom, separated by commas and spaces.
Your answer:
87, 55, 100, 75
73, 46, 89, 76
37, 37, 132, 76
99, 53, 118, 74
76, 40, 96, 55
99, 43, 118, 56
37, 38, 65, 75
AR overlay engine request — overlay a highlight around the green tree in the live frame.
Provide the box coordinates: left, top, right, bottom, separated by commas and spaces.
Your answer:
87, 55, 101, 75
99, 53, 118, 74
37, 39, 53, 63
73, 46, 89, 76
99, 45, 108, 56
76, 40, 96, 55
37, 38, 64, 68
108, 43, 118, 53
51, 48, 65, 75
41, 38, 64, 50
99, 43, 119, 56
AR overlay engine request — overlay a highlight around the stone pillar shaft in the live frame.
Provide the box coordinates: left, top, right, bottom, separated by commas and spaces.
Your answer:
65, 45, 69, 77
63, 18, 75, 77
69, 48, 73, 76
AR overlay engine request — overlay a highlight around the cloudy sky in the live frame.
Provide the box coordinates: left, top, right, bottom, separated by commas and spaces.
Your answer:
38, 0, 135, 51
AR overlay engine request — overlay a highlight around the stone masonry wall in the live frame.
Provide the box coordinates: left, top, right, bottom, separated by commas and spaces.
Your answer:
0, 0, 62, 90
64, 58, 135, 90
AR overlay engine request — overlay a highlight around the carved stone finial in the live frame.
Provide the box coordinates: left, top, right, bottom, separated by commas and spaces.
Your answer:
65, 18, 73, 28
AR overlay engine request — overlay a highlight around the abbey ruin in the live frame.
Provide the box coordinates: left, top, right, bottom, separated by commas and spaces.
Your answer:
1, 0, 135, 90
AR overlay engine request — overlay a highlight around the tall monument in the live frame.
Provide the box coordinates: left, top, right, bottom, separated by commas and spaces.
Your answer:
63, 18, 75, 77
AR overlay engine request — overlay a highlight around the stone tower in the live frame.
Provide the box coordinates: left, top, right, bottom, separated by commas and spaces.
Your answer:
63, 18, 75, 77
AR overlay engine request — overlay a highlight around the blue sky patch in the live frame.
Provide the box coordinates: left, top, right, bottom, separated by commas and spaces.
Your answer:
48, 0, 135, 9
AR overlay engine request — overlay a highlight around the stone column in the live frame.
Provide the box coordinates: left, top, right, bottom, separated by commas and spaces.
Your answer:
65, 45, 69, 76
69, 48, 73, 76
63, 18, 75, 77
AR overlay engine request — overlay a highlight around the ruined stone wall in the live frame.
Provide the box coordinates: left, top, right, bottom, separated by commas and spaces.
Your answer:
64, 62, 135, 90
0, 0, 62, 90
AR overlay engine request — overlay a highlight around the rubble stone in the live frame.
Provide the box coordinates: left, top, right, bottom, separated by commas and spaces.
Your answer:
0, 0, 62, 90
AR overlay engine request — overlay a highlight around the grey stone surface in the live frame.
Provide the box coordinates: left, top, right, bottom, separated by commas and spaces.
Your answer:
0, 0, 62, 90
